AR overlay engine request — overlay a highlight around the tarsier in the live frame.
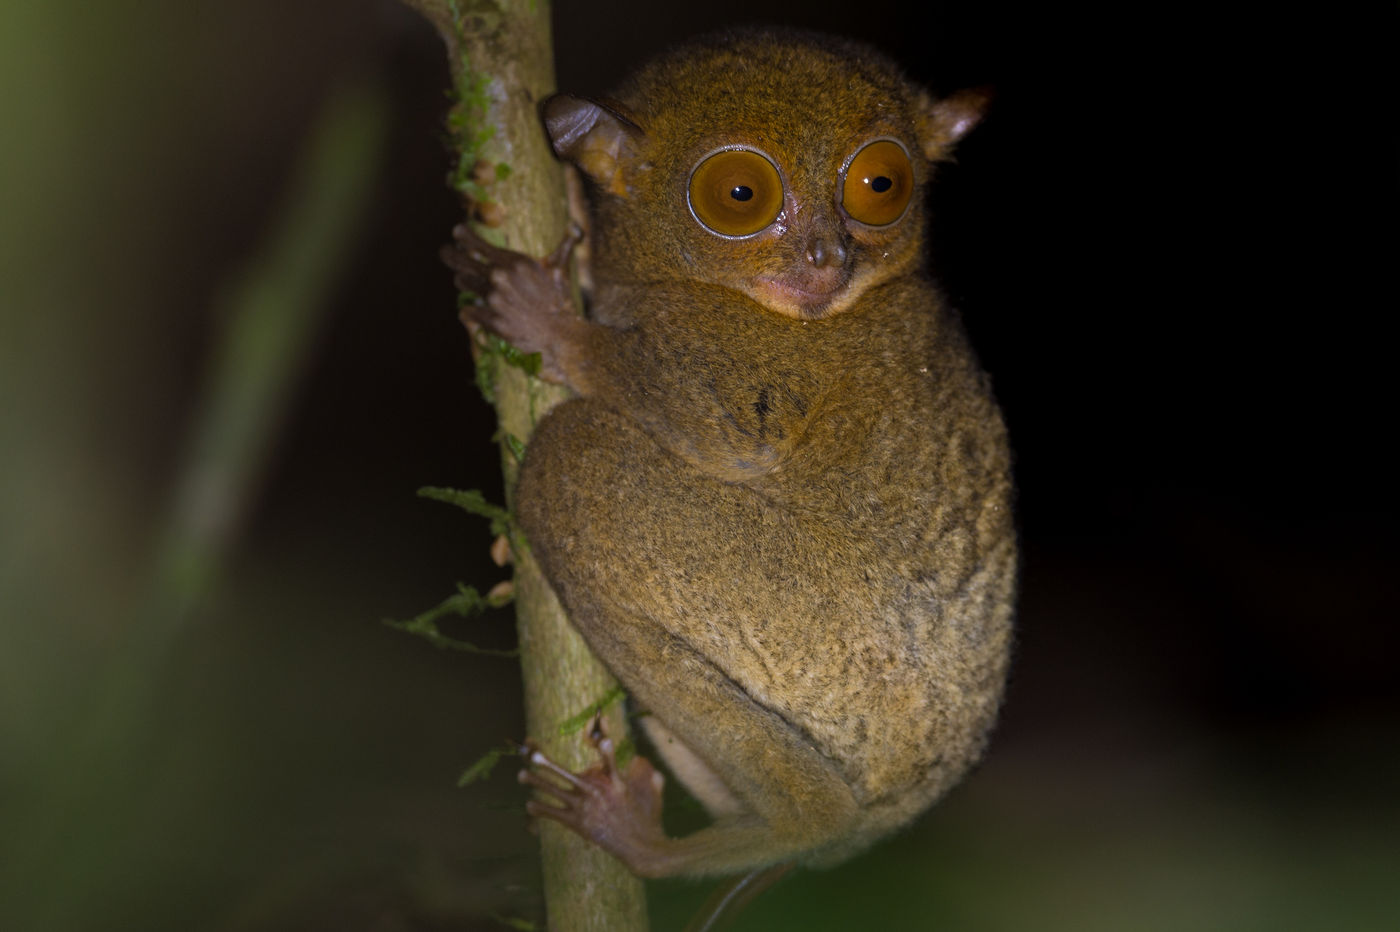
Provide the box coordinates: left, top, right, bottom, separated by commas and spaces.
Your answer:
446, 29, 1015, 883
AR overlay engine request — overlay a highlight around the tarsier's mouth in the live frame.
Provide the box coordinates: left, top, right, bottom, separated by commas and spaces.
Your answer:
750, 268, 852, 319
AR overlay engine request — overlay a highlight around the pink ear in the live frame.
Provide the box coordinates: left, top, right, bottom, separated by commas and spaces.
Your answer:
920, 87, 993, 161
543, 95, 645, 197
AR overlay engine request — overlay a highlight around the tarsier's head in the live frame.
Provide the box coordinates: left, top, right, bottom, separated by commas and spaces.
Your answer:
545, 30, 987, 320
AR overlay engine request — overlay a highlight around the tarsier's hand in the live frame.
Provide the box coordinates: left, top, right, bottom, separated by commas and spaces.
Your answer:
441, 224, 586, 384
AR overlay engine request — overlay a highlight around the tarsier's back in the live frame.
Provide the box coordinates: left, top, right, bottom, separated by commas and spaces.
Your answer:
450, 28, 1014, 880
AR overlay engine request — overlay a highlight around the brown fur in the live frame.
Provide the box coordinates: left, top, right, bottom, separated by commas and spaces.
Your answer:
465, 29, 1015, 878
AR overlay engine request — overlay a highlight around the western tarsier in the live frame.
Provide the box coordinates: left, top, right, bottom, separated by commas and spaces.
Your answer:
445, 29, 1015, 882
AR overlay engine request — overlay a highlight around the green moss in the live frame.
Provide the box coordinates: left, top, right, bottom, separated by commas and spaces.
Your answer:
473, 334, 499, 403
557, 685, 627, 736
383, 582, 517, 656
417, 485, 510, 536
491, 333, 542, 376
457, 740, 519, 787
500, 431, 527, 464
441, 1, 514, 201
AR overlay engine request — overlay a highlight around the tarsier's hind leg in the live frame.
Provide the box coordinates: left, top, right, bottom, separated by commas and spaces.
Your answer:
515, 398, 860, 877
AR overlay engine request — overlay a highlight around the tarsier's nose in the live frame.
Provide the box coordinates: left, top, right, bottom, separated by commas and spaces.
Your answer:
805, 232, 848, 270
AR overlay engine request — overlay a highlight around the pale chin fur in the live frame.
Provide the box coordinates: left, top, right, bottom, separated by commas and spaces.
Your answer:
745, 275, 872, 320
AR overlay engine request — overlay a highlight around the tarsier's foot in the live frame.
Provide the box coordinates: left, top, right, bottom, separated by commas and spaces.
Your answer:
440, 224, 584, 383
518, 718, 673, 877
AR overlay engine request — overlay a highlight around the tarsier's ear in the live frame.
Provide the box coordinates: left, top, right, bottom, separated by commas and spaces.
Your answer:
917, 87, 993, 161
543, 94, 645, 197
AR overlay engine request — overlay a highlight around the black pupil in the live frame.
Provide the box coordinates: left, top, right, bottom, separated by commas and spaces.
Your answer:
730, 185, 754, 202
871, 176, 893, 193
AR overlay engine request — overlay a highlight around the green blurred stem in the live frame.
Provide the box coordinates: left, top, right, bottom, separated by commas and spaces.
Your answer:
150, 79, 389, 633
6, 80, 389, 932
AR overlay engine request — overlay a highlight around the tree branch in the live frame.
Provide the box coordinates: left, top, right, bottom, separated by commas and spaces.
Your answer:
400, 2, 647, 929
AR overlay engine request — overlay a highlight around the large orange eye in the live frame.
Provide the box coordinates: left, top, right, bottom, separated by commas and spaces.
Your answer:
688, 149, 783, 237
842, 140, 914, 226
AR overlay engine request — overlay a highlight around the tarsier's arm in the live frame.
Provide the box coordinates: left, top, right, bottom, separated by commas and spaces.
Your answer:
447, 227, 815, 481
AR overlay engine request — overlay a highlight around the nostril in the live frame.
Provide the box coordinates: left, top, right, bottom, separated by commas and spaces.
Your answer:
807, 236, 848, 269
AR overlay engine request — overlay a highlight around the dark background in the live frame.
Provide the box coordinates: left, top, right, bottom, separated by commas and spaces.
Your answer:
1, 1, 1394, 929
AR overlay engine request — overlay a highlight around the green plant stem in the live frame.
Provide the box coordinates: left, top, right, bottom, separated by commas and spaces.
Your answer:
151, 79, 389, 632
400, 2, 647, 930
3, 79, 390, 931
